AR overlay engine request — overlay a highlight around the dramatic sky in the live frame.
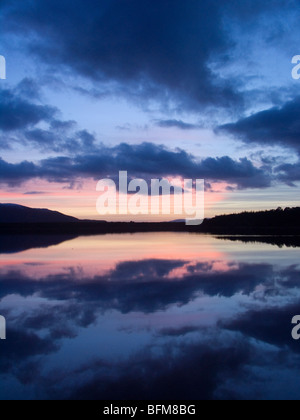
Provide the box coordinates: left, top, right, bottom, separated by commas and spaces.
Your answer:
0, 0, 300, 220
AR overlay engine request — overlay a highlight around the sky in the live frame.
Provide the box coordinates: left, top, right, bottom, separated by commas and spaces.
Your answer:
0, 0, 300, 220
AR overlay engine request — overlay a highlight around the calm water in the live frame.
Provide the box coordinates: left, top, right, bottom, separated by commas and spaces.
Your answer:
0, 233, 300, 400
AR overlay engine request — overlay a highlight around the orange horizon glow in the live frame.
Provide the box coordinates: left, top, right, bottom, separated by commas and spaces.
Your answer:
2, 178, 297, 221
0, 178, 229, 221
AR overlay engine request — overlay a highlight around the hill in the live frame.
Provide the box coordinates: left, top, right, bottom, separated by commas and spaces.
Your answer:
0, 204, 78, 224
201, 207, 300, 235
0, 204, 300, 236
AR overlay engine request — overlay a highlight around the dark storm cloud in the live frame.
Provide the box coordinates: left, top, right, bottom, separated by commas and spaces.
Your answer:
0, 142, 272, 189
1, 0, 283, 111
219, 97, 300, 153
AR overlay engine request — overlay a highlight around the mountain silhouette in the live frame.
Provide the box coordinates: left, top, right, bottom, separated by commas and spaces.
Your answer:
201, 206, 300, 235
1, 204, 300, 238
0, 204, 78, 223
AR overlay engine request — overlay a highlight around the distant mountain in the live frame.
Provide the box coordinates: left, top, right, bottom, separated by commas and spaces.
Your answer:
0, 204, 78, 223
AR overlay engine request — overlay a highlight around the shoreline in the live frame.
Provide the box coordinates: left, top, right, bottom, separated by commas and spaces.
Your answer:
1, 221, 300, 236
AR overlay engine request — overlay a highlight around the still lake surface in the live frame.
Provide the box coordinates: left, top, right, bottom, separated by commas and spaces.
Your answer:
0, 232, 299, 400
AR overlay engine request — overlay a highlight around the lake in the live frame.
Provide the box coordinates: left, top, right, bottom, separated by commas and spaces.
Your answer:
0, 233, 300, 400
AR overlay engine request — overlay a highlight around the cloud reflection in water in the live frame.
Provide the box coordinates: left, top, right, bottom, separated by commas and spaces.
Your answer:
0, 234, 300, 400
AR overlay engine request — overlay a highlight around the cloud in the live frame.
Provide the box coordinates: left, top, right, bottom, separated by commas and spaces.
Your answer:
155, 119, 200, 130
23, 191, 46, 195
0, 261, 280, 313
275, 160, 300, 185
1, 257, 300, 399
0, 158, 37, 184
0, 142, 272, 189
157, 326, 202, 337
22, 127, 97, 153
0, 81, 97, 153
0, 86, 56, 132
0, 80, 273, 190
223, 300, 300, 354
2, 0, 294, 113
67, 338, 252, 400
0, 328, 57, 375
1, 303, 255, 399
1, 0, 268, 111
219, 96, 300, 154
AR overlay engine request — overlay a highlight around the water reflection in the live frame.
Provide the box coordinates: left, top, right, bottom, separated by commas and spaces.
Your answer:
217, 235, 300, 248
0, 233, 300, 400
0, 234, 77, 254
